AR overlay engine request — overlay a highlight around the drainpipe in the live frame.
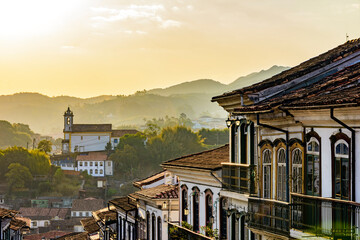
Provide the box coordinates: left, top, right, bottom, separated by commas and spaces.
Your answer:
330, 108, 356, 202
257, 114, 290, 202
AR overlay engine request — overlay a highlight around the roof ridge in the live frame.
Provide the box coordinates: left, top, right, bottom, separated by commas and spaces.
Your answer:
162, 144, 228, 165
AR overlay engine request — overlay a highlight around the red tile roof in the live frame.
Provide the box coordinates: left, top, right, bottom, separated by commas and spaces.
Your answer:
76, 152, 108, 161
80, 218, 99, 234
161, 145, 229, 170
71, 124, 112, 133
24, 231, 71, 240
0, 208, 17, 218
63, 170, 81, 176
131, 184, 178, 199
10, 218, 28, 231
133, 170, 165, 189
19, 208, 69, 220
71, 198, 104, 212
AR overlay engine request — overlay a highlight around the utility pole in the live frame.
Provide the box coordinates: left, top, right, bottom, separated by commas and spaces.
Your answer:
26, 142, 29, 149
33, 138, 36, 150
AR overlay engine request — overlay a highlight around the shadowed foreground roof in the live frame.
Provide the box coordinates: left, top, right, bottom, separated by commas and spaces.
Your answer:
233, 62, 360, 113
24, 231, 71, 240
131, 184, 178, 199
92, 206, 117, 223
0, 208, 17, 218
71, 124, 112, 132
80, 218, 99, 234
133, 170, 165, 189
55, 232, 89, 240
161, 144, 229, 170
108, 197, 137, 212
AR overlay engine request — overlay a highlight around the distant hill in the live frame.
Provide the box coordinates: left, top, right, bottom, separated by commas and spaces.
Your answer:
146, 65, 289, 96
0, 120, 35, 149
0, 65, 288, 136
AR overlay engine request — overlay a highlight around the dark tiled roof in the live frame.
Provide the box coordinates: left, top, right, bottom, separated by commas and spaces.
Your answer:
212, 38, 360, 101
0, 208, 17, 218
111, 129, 139, 137
76, 151, 108, 161
234, 62, 360, 112
10, 218, 27, 231
80, 218, 99, 234
131, 184, 178, 199
93, 207, 117, 223
133, 170, 165, 189
72, 124, 112, 132
71, 198, 104, 212
162, 145, 229, 170
108, 197, 137, 212
19, 208, 69, 220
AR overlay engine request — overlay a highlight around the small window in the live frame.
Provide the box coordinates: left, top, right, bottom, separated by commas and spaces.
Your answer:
79, 162, 83, 167
90, 169, 93, 174
108, 161, 111, 166
98, 136, 101, 140
114, 139, 118, 143
32, 221, 37, 227
84, 162, 88, 167
81, 136, 83, 140
95, 162, 98, 167
90, 162, 93, 166
95, 169, 98, 174
100, 169, 103, 174
100, 162, 103, 166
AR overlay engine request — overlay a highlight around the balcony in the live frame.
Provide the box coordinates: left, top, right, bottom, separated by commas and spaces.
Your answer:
291, 193, 360, 239
221, 163, 256, 194
248, 197, 290, 237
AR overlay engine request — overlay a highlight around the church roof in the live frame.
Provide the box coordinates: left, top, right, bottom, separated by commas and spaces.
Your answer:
111, 129, 139, 137
71, 124, 112, 132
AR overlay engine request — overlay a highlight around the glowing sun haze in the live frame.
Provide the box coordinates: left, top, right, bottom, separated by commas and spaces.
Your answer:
0, 0, 359, 98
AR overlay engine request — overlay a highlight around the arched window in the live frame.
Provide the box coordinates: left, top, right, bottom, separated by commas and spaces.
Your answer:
219, 198, 227, 239
306, 136, 320, 196
240, 123, 247, 164
181, 185, 188, 223
263, 149, 272, 199
152, 214, 156, 240
192, 188, 200, 232
277, 148, 286, 201
292, 148, 303, 193
230, 213, 239, 240
333, 138, 350, 200
157, 216, 162, 240
205, 190, 213, 229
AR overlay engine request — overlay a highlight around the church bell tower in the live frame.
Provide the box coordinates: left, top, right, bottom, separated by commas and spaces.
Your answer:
64, 107, 73, 132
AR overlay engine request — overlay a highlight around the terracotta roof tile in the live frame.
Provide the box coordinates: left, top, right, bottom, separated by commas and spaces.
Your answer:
162, 145, 229, 170
55, 232, 89, 240
108, 197, 136, 212
10, 218, 27, 231
0, 208, 17, 218
71, 198, 104, 212
71, 124, 112, 133
133, 170, 165, 189
19, 208, 69, 220
24, 231, 71, 240
80, 218, 99, 234
76, 152, 108, 161
132, 184, 178, 199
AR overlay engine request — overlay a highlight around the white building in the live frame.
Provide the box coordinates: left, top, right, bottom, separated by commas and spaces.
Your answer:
76, 151, 113, 177
62, 107, 138, 153
71, 198, 104, 220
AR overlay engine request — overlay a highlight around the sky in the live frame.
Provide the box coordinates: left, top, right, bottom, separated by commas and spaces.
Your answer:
0, 0, 359, 98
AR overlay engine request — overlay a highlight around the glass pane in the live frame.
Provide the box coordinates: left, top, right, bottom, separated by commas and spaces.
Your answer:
314, 156, 320, 195
336, 144, 341, 154
278, 149, 285, 163
314, 142, 319, 152
335, 157, 341, 198
307, 156, 313, 193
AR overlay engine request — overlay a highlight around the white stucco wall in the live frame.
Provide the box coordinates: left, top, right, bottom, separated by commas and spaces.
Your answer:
77, 161, 105, 177
70, 133, 110, 152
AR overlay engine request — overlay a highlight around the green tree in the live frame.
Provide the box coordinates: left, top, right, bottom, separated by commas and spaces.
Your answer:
37, 140, 52, 153
198, 128, 229, 145
5, 163, 33, 191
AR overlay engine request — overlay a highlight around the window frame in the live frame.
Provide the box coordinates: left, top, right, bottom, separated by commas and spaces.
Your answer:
305, 132, 321, 196
261, 147, 272, 199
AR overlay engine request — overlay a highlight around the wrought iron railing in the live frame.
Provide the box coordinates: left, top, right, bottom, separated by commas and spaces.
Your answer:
248, 197, 290, 237
291, 193, 360, 239
221, 163, 256, 194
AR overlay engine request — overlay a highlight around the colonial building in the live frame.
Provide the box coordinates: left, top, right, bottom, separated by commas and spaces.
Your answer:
212, 38, 360, 239
1, 208, 28, 240
62, 107, 138, 154
162, 145, 229, 239
76, 152, 113, 177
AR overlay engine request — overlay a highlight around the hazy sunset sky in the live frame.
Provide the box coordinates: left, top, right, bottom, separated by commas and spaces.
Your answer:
0, 0, 359, 98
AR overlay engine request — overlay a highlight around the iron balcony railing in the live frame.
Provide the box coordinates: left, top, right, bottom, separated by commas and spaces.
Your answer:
248, 197, 290, 237
291, 193, 360, 239
221, 163, 257, 195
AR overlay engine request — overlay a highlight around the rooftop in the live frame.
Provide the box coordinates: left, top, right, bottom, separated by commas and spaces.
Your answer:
80, 218, 99, 234
133, 170, 165, 189
162, 144, 229, 170
111, 129, 139, 137
0, 207, 17, 218
108, 197, 137, 212
24, 231, 71, 240
19, 208, 69, 220
131, 184, 178, 200
76, 152, 108, 161
71, 198, 104, 212
71, 124, 112, 133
